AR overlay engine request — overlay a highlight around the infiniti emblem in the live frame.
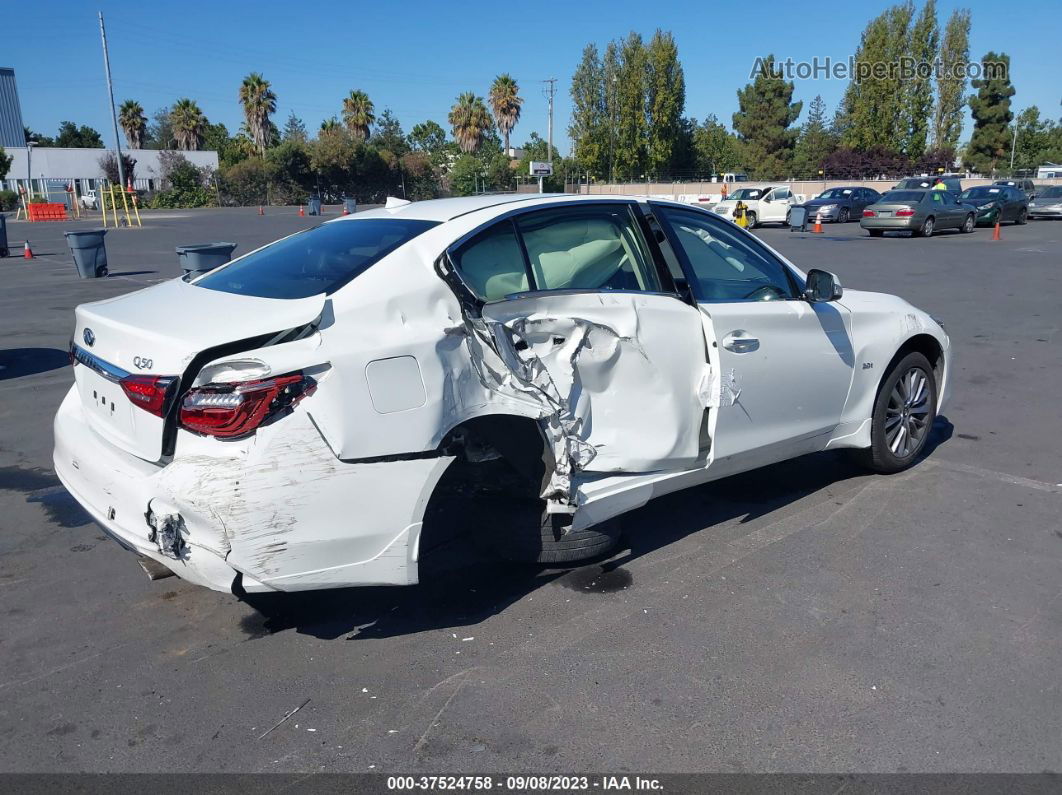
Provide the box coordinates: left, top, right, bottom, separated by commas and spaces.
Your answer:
83, 328, 95, 347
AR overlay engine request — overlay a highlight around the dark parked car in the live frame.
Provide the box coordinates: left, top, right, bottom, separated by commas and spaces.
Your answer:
1028, 185, 1062, 219
861, 189, 975, 237
958, 186, 1028, 226
992, 178, 1036, 199
894, 176, 963, 196
798, 186, 881, 223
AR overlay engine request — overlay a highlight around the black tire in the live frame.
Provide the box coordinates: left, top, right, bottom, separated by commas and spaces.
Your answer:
852, 351, 937, 474
746, 211, 758, 228
474, 495, 622, 564
868, 229, 884, 237
962, 214, 975, 233
916, 216, 935, 237
95, 265, 108, 278
785, 209, 791, 226
839, 207, 850, 223
0, 248, 8, 258
1016, 208, 1028, 225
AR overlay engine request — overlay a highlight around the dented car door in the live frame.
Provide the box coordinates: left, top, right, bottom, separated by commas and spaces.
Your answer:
654, 205, 855, 463
453, 203, 711, 479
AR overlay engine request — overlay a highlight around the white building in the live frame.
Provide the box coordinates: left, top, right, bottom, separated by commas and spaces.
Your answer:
1036, 163, 1062, 179
1, 146, 219, 199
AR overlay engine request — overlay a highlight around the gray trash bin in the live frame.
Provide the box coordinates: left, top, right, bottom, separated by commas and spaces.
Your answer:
176, 242, 237, 277
64, 229, 108, 278
342, 197, 357, 214
0, 213, 8, 258
308, 196, 322, 216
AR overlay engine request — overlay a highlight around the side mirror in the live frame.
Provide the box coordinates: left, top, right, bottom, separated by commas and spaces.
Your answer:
805, 269, 843, 303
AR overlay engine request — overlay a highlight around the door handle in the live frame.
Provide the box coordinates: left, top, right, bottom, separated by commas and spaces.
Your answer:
722, 331, 760, 353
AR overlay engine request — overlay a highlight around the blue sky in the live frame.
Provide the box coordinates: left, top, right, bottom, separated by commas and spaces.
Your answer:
8, 0, 1060, 153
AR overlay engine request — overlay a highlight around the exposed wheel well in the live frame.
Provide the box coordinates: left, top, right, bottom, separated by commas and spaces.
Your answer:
884, 334, 944, 391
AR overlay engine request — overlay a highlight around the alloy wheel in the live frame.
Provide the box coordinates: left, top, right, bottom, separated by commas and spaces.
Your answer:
839, 208, 849, 223
884, 367, 931, 458
922, 217, 934, 237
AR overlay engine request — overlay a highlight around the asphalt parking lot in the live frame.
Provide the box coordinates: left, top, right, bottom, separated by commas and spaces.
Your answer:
0, 205, 1060, 773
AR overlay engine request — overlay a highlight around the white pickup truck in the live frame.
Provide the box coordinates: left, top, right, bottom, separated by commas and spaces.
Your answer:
710, 185, 806, 228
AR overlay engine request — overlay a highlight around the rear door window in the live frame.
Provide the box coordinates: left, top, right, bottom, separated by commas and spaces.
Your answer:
194, 218, 438, 299
451, 221, 530, 302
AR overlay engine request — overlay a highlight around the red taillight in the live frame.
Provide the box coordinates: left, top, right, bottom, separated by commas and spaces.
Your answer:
895, 208, 915, 217
178, 373, 316, 439
862, 209, 876, 217
120, 375, 177, 418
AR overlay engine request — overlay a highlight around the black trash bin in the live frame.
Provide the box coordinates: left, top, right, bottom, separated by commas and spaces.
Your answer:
0, 213, 9, 258
308, 195, 322, 216
176, 242, 237, 277
64, 229, 108, 278
342, 196, 357, 215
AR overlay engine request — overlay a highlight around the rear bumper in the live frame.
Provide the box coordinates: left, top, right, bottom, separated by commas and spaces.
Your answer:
53, 386, 454, 592
860, 217, 918, 230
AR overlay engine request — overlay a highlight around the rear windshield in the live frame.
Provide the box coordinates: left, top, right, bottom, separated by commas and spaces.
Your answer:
895, 179, 933, 189
194, 218, 438, 299
729, 188, 762, 200
1038, 186, 1062, 198
881, 190, 925, 202
961, 187, 1002, 199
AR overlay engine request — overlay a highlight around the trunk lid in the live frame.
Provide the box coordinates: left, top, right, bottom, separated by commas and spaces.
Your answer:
72, 278, 326, 462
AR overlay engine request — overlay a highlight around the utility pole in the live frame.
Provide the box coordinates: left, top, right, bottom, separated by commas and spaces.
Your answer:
1010, 123, 1018, 172
98, 12, 126, 191
542, 78, 557, 164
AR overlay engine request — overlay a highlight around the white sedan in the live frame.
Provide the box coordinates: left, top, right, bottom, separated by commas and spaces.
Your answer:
54, 194, 951, 593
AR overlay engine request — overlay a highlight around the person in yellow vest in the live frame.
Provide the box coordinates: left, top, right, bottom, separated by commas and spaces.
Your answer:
733, 200, 748, 228
932, 177, 948, 191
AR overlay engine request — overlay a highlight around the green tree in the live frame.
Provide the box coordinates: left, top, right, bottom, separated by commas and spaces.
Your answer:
342, 90, 375, 140
0, 146, 12, 179
840, 2, 914, 152
488, 74, 523, 154
645, 29, 685, 174
931, 9, 971, 151
692, 115, 742, 175
145, 106, 174, 149
319, 117, 341, 134
266, 140, 314, 203
170, 99, 207, 151
614, 32, 647, 178
967, 52, 1014, 174
449, 92, 492, 153
371, 109, 409, 160
792, 95, 838, 177
602, 41, 621, 180
281, 111, 308, 143
118, 100, 147, 149
239, 72, 277, 155
904, 0, 938, 157
54, 121, 104, 148
1011, 106, 1054, 172
568, 43, 607, 179
409, 120, 447, 154
733, 54, 802, 179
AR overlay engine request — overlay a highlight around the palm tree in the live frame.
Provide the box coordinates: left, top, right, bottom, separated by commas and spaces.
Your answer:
449, 92, 492, 153
341, 90, 375, 140
118, 100, 147, 149
488, 74, 522, 155
238, 72, 277, 155
320, 116, 341, 134
170, 98, 206, 151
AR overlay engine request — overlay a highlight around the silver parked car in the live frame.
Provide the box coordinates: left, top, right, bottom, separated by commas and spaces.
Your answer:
1028, 185, 1062, 219
860, 189, 975, 237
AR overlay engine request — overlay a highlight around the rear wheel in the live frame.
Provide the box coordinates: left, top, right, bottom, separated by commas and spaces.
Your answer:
962, 214, 974, 233
839, 207, 850, 223
852, 351, 937, 474
916, 216, 935, 237
0, 247, 8, 258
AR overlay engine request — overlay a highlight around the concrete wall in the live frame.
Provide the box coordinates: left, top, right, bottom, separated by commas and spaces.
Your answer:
577, 177, 1062, 202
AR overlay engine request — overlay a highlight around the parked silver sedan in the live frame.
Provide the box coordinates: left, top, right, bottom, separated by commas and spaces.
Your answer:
860, 189, 975, 237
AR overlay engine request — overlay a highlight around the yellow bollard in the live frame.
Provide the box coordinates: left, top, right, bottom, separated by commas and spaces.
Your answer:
129, 189, 142, 227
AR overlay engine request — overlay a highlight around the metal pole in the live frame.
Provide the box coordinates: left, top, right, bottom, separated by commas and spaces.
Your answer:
1010, 123, 1018, 172
543, 78, 557, 165
99, 12, 126, 190
26, 141, 33, 199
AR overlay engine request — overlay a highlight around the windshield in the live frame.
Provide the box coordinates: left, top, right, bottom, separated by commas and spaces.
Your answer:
816, 189, 852, 199
1038, 186, 1062, 199
729, 188, 762, 200
881, 190, 925, 203
961, 187, 1002, 200
194, 219, 439, 299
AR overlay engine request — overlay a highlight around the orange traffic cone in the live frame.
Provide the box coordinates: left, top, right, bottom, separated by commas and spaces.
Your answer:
991, 221, 1001, 241
258, 205, 265, 216
813, 215, 823, 234
342, 206, 349, 216
298, 206, 305, 217
23, 241, 33, 259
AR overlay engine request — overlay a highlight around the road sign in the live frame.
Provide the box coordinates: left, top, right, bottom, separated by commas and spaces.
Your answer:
530, 161, 553, 177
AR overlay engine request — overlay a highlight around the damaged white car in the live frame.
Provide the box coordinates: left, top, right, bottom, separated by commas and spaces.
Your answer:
54, 194, 951, 593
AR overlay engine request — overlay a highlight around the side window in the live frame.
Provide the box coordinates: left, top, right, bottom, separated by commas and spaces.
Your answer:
931, 192, 945, 206
515, 205, 660, 293
452, 221, 529, 302
774, 188, 791, 201
657, 207, 797, 302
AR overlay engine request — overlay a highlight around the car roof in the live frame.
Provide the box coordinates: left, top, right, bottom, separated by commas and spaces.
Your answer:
341, 193, 578, 222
